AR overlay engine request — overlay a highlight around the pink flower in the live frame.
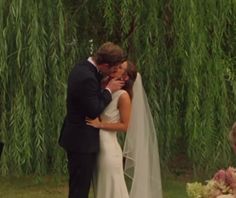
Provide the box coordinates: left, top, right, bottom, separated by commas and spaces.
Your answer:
225, 169, 234, 185
214, 170, 226, 183
226, 167, 236, 188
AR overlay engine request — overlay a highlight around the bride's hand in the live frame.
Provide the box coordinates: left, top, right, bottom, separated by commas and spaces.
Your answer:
86, 117, 102, 128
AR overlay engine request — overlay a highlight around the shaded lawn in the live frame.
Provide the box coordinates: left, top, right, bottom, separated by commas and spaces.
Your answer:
0, 176, 70, 198
0, 175, 188, 198
162, 176, 188, 198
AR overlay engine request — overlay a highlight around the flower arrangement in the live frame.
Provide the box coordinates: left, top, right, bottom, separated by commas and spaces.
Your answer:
186, 167, 236, 198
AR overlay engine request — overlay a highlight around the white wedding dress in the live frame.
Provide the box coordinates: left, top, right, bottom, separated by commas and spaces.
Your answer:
93, 73, 163, 198
93, 90, 129, 198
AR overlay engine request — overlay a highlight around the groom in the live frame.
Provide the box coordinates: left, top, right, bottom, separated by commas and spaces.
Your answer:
59, 42, 127, 198
0, 141, 3, 159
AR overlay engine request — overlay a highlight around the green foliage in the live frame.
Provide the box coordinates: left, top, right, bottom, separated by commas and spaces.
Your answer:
0, 0, 235, 176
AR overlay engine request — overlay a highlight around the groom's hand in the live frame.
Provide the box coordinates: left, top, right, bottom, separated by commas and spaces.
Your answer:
106, 78, 124, 93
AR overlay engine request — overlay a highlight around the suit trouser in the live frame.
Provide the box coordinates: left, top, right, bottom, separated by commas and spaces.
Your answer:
67, 152, 97, 198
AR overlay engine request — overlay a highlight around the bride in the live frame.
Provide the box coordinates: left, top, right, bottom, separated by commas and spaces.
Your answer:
86, 61, 163, 198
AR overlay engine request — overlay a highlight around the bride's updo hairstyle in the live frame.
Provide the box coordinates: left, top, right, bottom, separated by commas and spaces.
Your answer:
122, 61, 137, 99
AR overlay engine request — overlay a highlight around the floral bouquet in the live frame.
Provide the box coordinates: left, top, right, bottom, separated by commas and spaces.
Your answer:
186, 167, 236, 198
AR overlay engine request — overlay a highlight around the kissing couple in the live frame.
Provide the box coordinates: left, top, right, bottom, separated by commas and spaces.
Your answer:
59, 42, 162, 198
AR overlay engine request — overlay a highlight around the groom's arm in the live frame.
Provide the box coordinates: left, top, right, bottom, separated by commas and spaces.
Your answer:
81, 77, 112, 119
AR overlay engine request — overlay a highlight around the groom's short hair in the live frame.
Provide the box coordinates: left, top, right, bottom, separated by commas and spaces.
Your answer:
94, 42, 127, 67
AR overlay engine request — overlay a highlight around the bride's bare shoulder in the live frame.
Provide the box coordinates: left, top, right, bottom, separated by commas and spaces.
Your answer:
118, 91, 131, 105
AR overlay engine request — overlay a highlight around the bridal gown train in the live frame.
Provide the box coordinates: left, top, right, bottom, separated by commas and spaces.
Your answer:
93, 90, 129, 198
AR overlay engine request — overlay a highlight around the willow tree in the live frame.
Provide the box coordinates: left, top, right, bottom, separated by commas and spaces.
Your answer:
0, 0, 236, 177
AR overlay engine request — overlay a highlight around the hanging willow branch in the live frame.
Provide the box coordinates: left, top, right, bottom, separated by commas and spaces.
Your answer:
0, 0, 235, 177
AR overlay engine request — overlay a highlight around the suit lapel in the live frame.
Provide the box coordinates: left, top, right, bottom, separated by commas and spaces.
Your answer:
85, 60, 103, 82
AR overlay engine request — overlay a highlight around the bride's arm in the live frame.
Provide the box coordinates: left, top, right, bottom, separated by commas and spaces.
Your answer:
86, 92, 131, 132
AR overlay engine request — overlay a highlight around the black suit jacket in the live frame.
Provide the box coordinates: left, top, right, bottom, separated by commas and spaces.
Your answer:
59, 60, 112, 153
0, 141, 3, 158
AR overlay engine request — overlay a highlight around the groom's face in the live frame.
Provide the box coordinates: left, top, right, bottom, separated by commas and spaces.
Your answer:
99, 64, 119, 76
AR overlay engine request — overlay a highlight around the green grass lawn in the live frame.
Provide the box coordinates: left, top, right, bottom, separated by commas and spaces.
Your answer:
0, 175, 188, 198
162, 176, 188, 198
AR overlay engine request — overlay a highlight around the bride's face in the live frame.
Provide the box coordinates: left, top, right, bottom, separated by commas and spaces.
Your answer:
109, 61, 128, 79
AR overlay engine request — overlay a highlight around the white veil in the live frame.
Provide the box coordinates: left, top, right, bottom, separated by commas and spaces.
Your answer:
123, 73, 163, 198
